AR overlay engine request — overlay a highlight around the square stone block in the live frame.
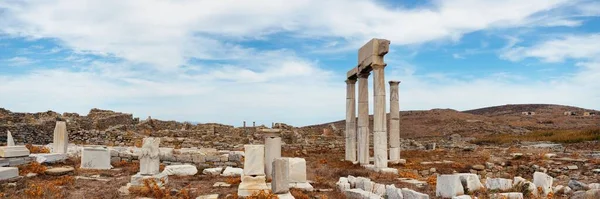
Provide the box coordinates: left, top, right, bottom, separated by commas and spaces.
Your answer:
238, 175, 268, 197
243, 145, 265, 176
288, 157, 306, 183
81, 147, 112, 170
130, 172, 169, 186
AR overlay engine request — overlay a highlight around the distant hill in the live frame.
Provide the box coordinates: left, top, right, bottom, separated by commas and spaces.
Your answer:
301, 104, 600, 138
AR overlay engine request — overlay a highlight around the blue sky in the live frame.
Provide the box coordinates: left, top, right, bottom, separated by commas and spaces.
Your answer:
1, 0, 599, 126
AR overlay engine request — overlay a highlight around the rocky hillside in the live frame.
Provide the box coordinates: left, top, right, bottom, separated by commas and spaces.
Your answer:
304, 104, 600, 138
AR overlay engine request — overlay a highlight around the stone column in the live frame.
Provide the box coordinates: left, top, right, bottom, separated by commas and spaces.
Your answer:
372, 64, 388, 168
389, 81, 401, 162
53, 121, 68, 154
357, 72, 370, 165
265, 137, 281, 180
345, 78, 357, 162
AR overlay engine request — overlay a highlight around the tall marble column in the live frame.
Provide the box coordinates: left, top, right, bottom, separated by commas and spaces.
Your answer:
345, 78, 357, 162
53, 121, 68, 154
357, 72, 370, 165
372, 64, 388, 169
388, 81, 401, 162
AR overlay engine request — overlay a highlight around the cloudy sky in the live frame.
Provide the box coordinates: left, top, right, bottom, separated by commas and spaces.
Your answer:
1, 0, 599, 126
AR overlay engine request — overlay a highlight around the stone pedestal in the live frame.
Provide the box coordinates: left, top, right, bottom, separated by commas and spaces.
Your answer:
372, 64, 387, 169
244, 145, 265, 176
388, 81, 401, 162
345, 79, 357, 162
52, 121, 68, 154
265, 137, 281, 180
357, 72, 370, 165
238, 175, 269, 197
81, 147, 112, 170
0, 146, 30, 158
272, 158, 290, 194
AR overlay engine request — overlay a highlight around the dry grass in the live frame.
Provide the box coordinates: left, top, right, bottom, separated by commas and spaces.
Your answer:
473, 128, 600, 144
129, 178, 191, 199
226, 176, 241, 185
24, 176, 74, 199
25, 144, 50, 153
290, 189, 310, 199
18, 162, 47, 175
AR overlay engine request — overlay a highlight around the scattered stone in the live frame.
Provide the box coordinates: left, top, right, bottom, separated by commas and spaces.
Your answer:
196, 194, 219, 199
490, 192, 523, 199
568, 179, 589, 191
118, 183, 131, 195
344, 188, 382, 199
585, 189, 600, 199
588, 183, 600, 189
385, 184, 403, 199
238, 175, 269, 196
271, 158, 290, 194
457, 173, 484, 192
212, 182, 231, 187
0, 167, 18, 180
202, 167, 223, 175
221, 167, 243, 177
544, 153, 557, 159
25, 173, 37, 178
163, 165, 198, 176
45, 166, 74, 176
452, 196, 472, 199
336, 177, 350, 191
436, 174, 464, 198
471, 164, 485, 171
401, 188, 429, 199
533, 172, 553, 195
485, 178, 512, 191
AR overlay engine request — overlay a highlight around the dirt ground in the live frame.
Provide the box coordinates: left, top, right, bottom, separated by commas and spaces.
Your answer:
0, 142, 599, 199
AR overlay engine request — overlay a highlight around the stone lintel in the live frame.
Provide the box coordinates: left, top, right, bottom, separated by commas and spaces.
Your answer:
358, 38, 390, 68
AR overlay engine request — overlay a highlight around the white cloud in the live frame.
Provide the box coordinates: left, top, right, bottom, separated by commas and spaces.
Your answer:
2, 56, 35, 66
501, 34, 600, 62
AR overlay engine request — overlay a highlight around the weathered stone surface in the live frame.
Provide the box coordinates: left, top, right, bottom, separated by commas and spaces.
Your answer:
0, 146, 30, 157
355, 177, 373, 191
288, 157, 307, 183
80, 147, 112, 170
385, 184, 403, 199
457, 173, 484, 192
569, 179, 588, 191
221, 167, 243, 177
452, 196, 472, 199
45, 166, 74, 176
357, 72, 370, 165
436, 174, 464, 198
372, 183, 385, 196
533, 172, 553, 195
52, 121, 68, 154
196, 194, 219, 199
358, 38, 390, 67
345, 79, 357, 162
162, 165, 198, 176
243, 145, 265, 176
238, 175, 268, 197
345, 188, 383, 199
130, 172, 168, 186
264, 137, 281, 180
30, 153, 67, 163
289, 182, 314, 191
490, 192, 523, 199
6, 130, 15, 146
0, 167, 18, 180
472, 164, 485, 171
485, 178, 512, 191
271, 158, 290, 194
337, 177, 351, 191
401, 188, 429, 199
202, 167, 223, 175
139, 138, 161, 175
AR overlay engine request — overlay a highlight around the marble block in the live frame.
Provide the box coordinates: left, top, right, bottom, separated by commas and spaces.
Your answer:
6, 130, 15, 146
80, 147, 112, 170
30, 153, 67, 163
288, 157, 307, 183
272, 158, 290, 194
0, 146, 30, 158
436, 174, 464, 198
243, 145, 265, 176
52, 121, 68, 154
0, 167, 18, 180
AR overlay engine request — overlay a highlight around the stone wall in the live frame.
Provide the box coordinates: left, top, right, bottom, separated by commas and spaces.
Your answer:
108, 147, 244, 169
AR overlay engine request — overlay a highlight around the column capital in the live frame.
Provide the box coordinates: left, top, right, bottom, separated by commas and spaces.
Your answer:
388, 80, 401, 85
371, 63, 386, 70
345, 78, 357, 84
357, 71, 371, 78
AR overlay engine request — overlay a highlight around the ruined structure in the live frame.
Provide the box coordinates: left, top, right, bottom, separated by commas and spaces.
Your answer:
345, 38, 394, 170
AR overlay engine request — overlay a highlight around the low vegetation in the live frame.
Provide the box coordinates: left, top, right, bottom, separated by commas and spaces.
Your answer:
25, 144, 50, 153
472, 128, 600, 144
